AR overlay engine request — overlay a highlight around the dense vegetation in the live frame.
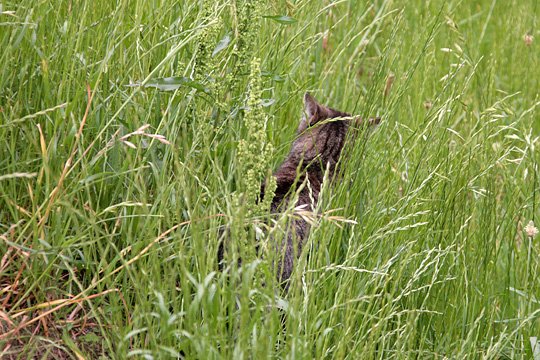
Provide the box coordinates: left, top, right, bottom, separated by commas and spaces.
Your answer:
1, 0, 539, 358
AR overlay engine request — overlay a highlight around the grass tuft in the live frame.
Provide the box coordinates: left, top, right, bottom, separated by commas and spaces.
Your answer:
1, 0, 539, 358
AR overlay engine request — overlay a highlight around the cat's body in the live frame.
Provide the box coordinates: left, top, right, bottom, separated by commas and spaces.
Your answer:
220, 93, 379, 288
266, 93, 360, 284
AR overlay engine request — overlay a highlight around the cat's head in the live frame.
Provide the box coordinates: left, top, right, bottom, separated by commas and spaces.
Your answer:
288, 93, 379, 167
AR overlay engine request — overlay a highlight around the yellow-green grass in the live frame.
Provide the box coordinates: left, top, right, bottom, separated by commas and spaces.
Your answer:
0, 0, 539, 358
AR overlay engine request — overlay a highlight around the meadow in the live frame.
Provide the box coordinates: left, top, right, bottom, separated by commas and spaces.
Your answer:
1, 0, 539, 358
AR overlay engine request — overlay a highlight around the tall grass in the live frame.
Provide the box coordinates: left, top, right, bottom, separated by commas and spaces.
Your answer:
1, 0, 539, 358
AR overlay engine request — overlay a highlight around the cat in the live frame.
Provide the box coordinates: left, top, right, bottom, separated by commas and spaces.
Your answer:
219, 93, 380, 289
267, 93, 380, 286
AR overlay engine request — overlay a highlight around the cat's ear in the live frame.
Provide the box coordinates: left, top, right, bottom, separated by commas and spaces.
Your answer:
299, 92, 325, 132
303, 92, 320, 119
298, 92, 322, 132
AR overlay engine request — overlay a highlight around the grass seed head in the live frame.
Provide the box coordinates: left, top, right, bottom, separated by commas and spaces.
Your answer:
523, 33, 533, 46
524, 220, 538, 238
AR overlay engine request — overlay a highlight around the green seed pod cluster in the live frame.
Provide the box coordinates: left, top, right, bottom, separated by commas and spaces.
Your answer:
194, 0, 221, 83
237, 57, 275, 217
233, 0, 263, 79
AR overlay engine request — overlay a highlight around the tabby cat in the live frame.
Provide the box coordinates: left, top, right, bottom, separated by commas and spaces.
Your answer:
220, 93, 380, 288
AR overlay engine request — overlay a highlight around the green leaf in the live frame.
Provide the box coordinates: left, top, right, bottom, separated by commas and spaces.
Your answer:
261, 71, 286, 82
79, 172, 111, 185
263, 15, 297, 25
260, 98, 275, 107
212, 34, 231, 57
137, 77, 209, 93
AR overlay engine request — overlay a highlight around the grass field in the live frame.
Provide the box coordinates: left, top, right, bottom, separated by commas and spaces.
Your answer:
1, 0, 539, 358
